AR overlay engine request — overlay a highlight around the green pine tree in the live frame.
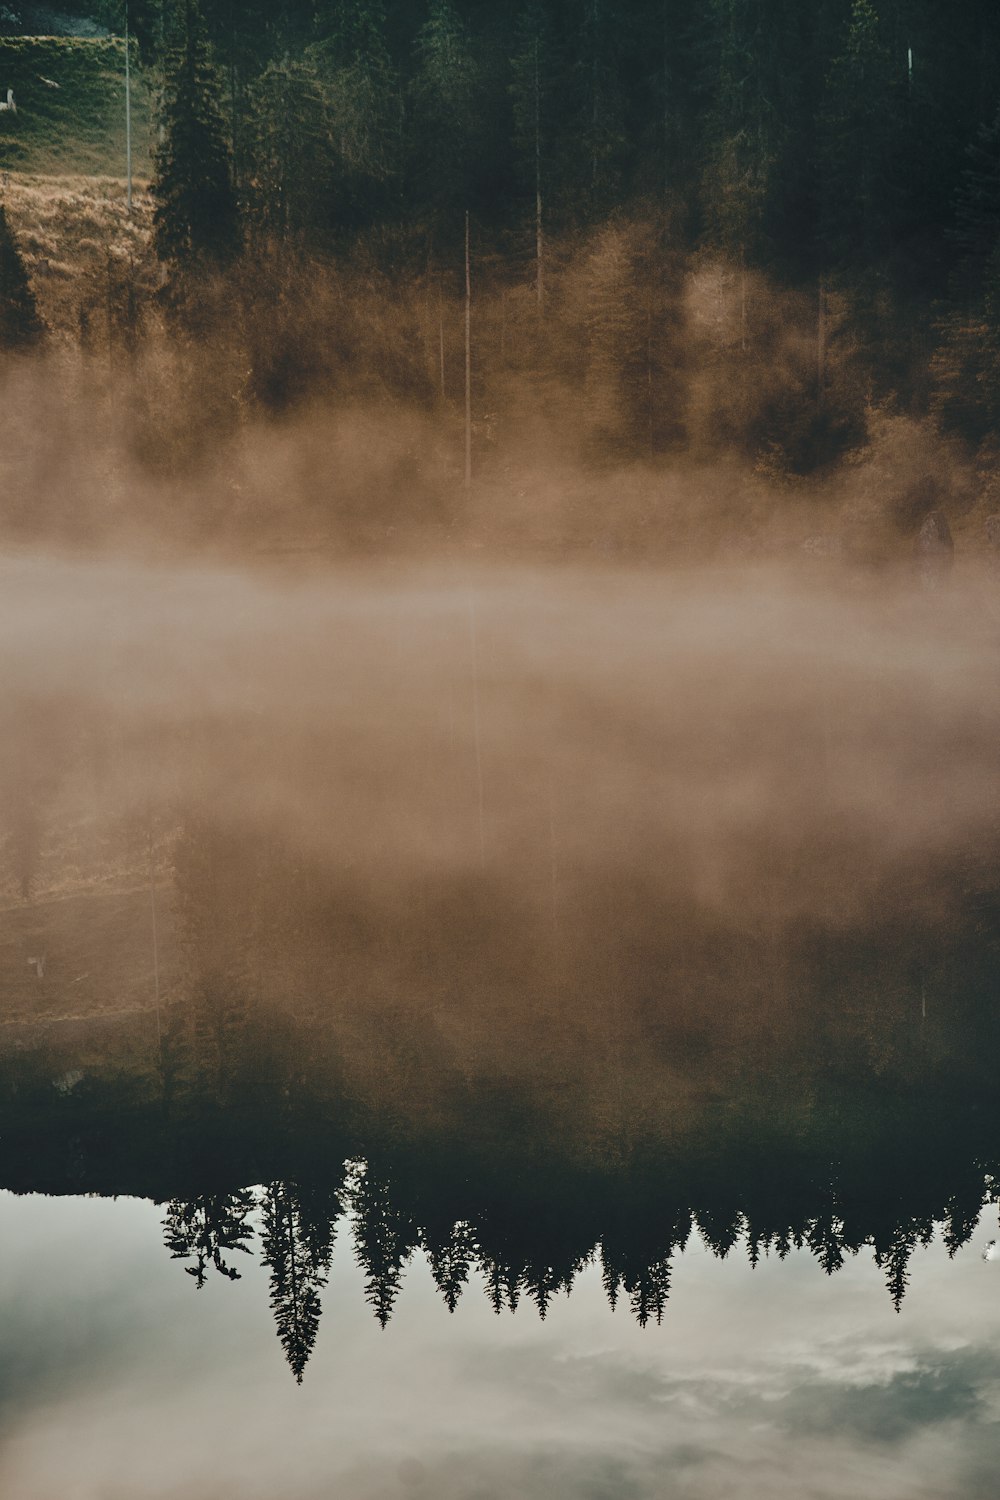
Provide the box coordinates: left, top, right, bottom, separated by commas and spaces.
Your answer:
699, 0, 779, 265
0, 202, 43, 350
152, 0, 241, 275
575, 0, 625, 213
952, 106, 1000, 301
410, 0, 481, 228
510, 2, 558, 304
310, 0, 400, 220
929, 87, 1000, 443
820, 0, 900, 270
246, 58, 334, 243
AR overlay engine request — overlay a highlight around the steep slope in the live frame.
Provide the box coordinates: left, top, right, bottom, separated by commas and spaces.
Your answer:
0, 34, 152, 176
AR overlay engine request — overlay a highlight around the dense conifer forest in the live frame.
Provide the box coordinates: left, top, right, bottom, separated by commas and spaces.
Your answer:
4, 3, 1000, 1413
3, 1, 1000, 552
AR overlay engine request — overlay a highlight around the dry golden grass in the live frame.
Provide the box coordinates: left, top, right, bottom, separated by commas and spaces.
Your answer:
3, 170, 155, 335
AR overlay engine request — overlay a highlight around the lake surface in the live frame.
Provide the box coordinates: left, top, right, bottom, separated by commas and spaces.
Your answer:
1, 561, 998, 1497
1, 1178, 999, 1500
2, 944, 999, 1500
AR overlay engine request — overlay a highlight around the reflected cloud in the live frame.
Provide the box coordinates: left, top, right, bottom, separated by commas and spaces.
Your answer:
0, 1216, 999, 1500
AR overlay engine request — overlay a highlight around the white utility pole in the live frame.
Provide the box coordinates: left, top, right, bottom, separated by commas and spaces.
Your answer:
534, 38, 543, 313
464, 210, 472, 494
125, 2, 133, 214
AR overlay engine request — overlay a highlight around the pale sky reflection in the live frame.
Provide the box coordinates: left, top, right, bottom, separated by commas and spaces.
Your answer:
0, 1194, 999, 1500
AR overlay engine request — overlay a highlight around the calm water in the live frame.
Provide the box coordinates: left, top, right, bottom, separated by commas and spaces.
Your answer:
1, 563, 998, 1497
2, 944, 999, 1500
0, 1180, 998, 1499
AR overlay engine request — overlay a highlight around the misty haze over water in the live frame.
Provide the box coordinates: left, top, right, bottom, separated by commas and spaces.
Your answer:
1, 545, 998, 1499
4, 1, 1000, 1495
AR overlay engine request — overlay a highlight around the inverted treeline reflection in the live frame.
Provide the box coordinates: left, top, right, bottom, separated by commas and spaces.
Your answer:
0, 558, 998, 1380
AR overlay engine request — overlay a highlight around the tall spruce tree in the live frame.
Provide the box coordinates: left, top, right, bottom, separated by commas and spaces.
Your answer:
575, 0, 625, 212
261, 1181, 336, 1383
0, 202, 43, 349
932, 109, 1000, 443
152, 0, 241, 275
952, 106, 1000, 300
311, 0, 400, 221
820, 0, 900, 271
698, 0, 779, 266
410, 0, 482, 229
351, 1167, 417, 1328
247, 59, 334, 244
510, 2, 558, 307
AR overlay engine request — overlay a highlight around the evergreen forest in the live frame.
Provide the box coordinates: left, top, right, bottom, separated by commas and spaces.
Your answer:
3, 1, 1000, 554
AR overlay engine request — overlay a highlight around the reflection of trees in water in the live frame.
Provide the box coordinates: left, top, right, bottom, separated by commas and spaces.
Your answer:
4, 808, 998, 1379
261, 1180, 339, 1382
163, 1190, 256, 1288
351, 1166, 419, 1329
155, 1143, 1000, 1380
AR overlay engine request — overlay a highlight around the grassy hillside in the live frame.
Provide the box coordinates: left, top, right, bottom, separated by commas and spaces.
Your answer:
3, 171, 154, 333
0, 885, 178, 1051
0, 34, 152, 176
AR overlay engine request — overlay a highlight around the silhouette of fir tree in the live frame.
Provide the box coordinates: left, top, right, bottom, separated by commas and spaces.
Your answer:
873, 1216, 935, 1312
261, 1180, 337, 1383
600, 1202, 692, 1327
808, 1212, 848, 1277
351, 1168, 418, 1328
163, 1189, 256, 1288
942, 1179, 990, 1259
953, 106, 1000, 295
152, 0, 240, 294
521, 1253, 582, 1320
425, 1218, 476, 1314
480, 1253, 522, 1316
694, 1204, 743, 1260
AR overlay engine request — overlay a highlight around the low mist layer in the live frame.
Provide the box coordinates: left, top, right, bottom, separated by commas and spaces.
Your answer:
3, 552, 997, 929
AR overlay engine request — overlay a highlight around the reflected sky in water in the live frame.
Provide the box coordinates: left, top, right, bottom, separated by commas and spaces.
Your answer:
2, 562, 999, 1497
1, 1191, 999, 1500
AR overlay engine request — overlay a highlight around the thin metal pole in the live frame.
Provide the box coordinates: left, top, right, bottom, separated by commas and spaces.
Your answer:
125, 3, 133, 214
817, 277, 826, 406
464, 211, 472, 493
534, 38, 543, 313
438, 286, 446, 400
468, 594, 485, 870
148, 824, 162, 1058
